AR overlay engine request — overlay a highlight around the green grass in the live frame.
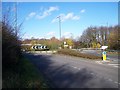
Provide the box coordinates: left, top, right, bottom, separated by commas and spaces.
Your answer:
57, 49, 102, 60
3, 57, 50, 88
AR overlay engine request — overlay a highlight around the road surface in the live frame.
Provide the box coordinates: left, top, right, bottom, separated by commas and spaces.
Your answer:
24, 53, 119, 88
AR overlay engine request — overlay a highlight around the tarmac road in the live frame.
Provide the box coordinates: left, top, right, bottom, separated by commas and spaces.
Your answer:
24, 53, 119, 88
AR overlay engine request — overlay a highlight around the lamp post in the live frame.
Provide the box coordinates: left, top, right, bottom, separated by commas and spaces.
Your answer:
57, 16, 62, 49
105, 22, 108, 45
57, 16, 61, 40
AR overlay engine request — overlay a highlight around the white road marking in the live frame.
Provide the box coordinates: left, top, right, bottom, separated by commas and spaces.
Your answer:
95, 61, 102, 64
71, 66, 75, 68
108, 64, 119, 65
73, 67, 77, 69
96, 61, 102, 64
113, 66, 118, 68
95, 61, 120, 68
107, 78, 119, 85
108, 79, 113, 81
90, 73, 94, 75
71, 66, 81, 70
114, 81, 118, 84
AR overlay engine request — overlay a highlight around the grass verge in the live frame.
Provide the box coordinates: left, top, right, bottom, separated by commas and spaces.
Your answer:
3, 57, 50, 88
57, 49, 102, 60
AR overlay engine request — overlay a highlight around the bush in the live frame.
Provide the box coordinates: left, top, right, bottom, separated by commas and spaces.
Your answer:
2, 21, 21, 68
57, 49, 102, 59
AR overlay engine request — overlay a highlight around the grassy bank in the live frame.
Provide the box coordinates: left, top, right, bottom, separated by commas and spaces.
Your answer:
57, 49, 102, 60
3, 57, 50, 88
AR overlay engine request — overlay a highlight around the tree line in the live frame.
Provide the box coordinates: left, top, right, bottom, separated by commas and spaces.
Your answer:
78, 25, 119, 50
22, 24, 119, 51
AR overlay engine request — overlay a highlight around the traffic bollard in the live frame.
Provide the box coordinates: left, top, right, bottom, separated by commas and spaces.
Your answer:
102, 51, 106, 61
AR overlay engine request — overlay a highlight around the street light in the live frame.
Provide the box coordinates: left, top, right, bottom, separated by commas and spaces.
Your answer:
57, 16, 61, 40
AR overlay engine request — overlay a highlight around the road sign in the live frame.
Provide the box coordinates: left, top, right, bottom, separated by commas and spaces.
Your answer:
64, 41, 67, 45
101, 46, 108, 50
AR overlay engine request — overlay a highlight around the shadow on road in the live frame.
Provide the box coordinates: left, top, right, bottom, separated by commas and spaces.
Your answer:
24, 53, 116, 88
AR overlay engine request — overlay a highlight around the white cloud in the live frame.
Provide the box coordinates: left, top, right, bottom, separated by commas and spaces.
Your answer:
22, 34, 33, 39
52, 12, 80, 23
61, 13, 80, 21
51, 18, 57, 23
48, 6, 59, 12
25, 6, 59, 20
63, 32, 71, 36
80, 9, 85, 13
63, 32, 73, 38
29, 12, 36, 17
72, 16, 80, 20
26, 12, 36, 20
46, 31, 55, 36
36, 6, 59, 19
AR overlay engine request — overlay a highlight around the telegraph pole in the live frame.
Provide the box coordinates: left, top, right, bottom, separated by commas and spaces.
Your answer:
105, 22, 108, 45
15, 2, 17, 36
57, 16, 61, 40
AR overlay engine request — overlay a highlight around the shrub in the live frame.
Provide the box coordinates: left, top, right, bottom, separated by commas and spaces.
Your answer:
2, 21, 21, 69
57, 49, 102, 59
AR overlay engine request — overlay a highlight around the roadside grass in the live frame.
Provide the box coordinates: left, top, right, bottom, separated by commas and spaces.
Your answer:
106, 51, 118, 55
57, 49, 102, 60
3, 57, 50, 88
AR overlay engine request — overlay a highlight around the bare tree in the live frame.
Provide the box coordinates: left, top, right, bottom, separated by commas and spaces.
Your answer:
79, 25, 119, 49
2, 2, 22, 68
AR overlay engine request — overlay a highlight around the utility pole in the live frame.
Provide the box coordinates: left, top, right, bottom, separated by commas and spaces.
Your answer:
105, 22, 108, 45
15, 2, 17, 36
57, 16, 61, 40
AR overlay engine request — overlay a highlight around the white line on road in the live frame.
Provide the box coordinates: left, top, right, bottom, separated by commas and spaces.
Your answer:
71, 66, 75, 68
73, 67, 77, 69
108, 64, 120, 65
113, 66, 118, 68
114, 81, 118, 84
71, 66, 81, 70
107, 79, 119, 86
90, 73, 94, 75
95, 61, 102, 64
108, 79, 113, 82
78, 68, 81, 70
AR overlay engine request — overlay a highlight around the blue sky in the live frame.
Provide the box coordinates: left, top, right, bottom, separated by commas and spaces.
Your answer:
2, 2, 118, 40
